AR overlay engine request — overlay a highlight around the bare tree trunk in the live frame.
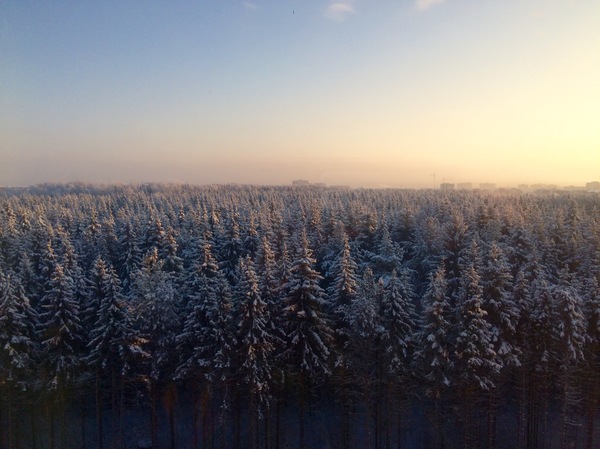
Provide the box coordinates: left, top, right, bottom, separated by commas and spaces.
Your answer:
343, 395, 350, 449
60, 386, 67, 449
249, 389, 257, 449
7, 385, 14, 449
192, 392, 199, 449
119, 375, 126, 449
586, 396, 596, 449
96, 373, 103, 449
30, 399, 37, 449
14, 395, 20, 449
275, 395, 281, 449
80, 395, 86, 449
384, 382, 391, 449
150, 382, 158, 449
111, 366, 117, 449
364, 379, 372, 449
0, 392, 4, 449
299, 387, 306, 449
163, 383, 176, 449
541, 375, 549, 449
234, 387, 241, 449
526, 369, 539, 449
264, 404, 271, 449
431, 396, 441, 449
487, 388, 497, 449
517, 371, 526, 449
201, 387, 209, 449
463, 386, 476, 449
396, 393, 403, 449
49, 400, 56, 449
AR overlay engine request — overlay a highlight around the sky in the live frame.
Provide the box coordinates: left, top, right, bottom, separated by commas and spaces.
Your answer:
1, 0, 599, 188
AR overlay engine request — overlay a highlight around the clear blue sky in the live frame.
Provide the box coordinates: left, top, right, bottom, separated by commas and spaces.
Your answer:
2, 0, 599, 187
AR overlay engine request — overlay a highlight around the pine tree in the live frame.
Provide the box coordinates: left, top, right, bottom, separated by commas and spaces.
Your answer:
371, 222, 404, 276
416, 265, 452, 449
117, 220, 142, 294
282, 230, 333, 449
454, 259, 500, 449
41, 263, 82, 389
131, 248, 180, 381
219, 213, 244, 285
481, 241, 520, 369
0, 271, 38, 381
327, 233, 359, 353
86, 261, 146, 449
283, 230, 333, 378
380, 269, 416, 375
0, 271, 38, 449
552, 280, 586, 448
130, 248, 181, 449
40, 262, 83, 449
235, 256, 275, 449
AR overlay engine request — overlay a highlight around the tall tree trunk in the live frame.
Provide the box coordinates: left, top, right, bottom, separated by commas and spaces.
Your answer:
0, 391, 3, 449
396, 393, 403, 449
364, 378, 372, 449
167, 384, 177, 449
234, 387, 241, 449
343, 394, 350, 449
60, 385, 67, 449
192, 391, 199, 449
96, 373, 103, 449
487, 388, 497, 449
80, 395, 86, 449
111, 365, 117, 449
517, 370, 526, 449
119, 374, 126, 448
264, 405, 270, 449
201, 387, 208, 449
586, 395, 596, 449
299, 382, 306, 449
30, 399, 37, 449
463, 386, 475, 449
526, 369, 539, 449
541, 375, 549, 449
385, 382, 391, 449
275, 395, 281, 449
7, 385, 14, 449
249, 389, 257, 449
150, 382, 158, 449
49, 401, 56, 449
14, 395, 20, 449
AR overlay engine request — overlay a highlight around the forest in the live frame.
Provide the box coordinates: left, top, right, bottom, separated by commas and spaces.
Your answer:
0, 183, 598, 449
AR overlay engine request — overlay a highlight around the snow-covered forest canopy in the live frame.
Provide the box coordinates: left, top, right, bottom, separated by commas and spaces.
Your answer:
0, 184, 599, 449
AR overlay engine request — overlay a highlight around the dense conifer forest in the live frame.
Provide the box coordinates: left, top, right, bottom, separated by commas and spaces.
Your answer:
0, 184, 598, 449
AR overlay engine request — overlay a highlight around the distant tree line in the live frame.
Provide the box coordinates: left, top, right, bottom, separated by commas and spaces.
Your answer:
0, 184, 598, 449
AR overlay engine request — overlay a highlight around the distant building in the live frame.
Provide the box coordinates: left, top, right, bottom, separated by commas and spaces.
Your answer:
479, 183, 496, 191
586, 181, 600, 192
313, 182, 327, 188
563, 185, 585, 192
292, 180, 310, 186
440, 183, 455, 191
457, 182, 473, 190
532, 184, 558, 191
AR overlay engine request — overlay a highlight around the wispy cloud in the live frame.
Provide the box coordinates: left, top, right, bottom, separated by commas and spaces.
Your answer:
416, 0, 446, 11
324, 1, 356, 21
243, 2, 258, 10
